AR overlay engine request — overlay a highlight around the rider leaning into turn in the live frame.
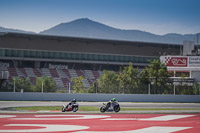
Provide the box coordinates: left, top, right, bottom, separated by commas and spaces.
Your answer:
106, 98, 117, 109
67, 99, 77, 108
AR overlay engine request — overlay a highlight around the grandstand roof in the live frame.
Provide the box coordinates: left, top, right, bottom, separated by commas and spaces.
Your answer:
0, 32, 182, 57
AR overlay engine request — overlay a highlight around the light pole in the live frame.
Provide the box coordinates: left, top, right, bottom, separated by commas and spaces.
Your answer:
95, 81, 98, 94
69, 82, 71, 94
13, 80, 15, 93
173, 83, 176, 95
41, 80, 44, 93
148, 83, 150, 95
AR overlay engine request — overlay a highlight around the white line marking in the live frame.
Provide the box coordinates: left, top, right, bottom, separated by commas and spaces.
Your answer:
139, 115, 195, 121
36, 110, 50, 113
73, 126, 191, 133
102, 118, 138, 120
0, 124, 89, 132
13, 115, 110, 120
0, 115, 16, 118
103, 115, 195, 121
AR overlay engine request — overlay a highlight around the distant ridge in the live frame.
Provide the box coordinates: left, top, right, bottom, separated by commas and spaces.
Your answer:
0, 18, 199, 44
0, 26, 35, 34
40, 18, 199, 44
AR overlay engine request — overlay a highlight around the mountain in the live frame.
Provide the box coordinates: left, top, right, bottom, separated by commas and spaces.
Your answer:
0, 26, 35, 34
1, 18, 198, 44
40, 18, 199, 44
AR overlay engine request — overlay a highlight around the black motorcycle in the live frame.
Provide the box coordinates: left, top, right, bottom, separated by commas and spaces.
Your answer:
100, 102, 120, 113
62, 103, 79, 112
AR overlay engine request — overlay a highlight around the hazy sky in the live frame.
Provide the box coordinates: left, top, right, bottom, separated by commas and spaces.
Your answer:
0, 0, 200, 35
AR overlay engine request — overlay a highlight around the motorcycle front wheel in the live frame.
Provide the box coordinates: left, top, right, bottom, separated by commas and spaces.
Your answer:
72, 107, 78, 112
114, 106, 120, 112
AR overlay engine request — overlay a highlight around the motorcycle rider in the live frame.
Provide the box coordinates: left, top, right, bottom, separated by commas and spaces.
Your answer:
106, 98, 117, 109
66, 99, 77, 108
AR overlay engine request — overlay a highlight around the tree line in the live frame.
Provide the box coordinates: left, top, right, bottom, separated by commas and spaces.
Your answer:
1, 59, 200, 94
77, 60, 200, 95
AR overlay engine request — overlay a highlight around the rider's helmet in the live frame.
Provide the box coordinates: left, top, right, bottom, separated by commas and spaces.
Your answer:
112, 98, 116, 102
72, 99, 76, 102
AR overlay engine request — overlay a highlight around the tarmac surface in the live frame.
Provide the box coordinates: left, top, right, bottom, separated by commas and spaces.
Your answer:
0, 101, 199, 132
0, 113, 199, 132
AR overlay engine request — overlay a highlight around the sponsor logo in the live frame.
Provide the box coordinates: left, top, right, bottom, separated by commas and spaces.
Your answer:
165, 57, 188, 67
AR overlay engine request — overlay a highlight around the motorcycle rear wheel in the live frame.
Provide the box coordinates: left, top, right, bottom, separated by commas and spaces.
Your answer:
62, 107, 66, 112
100, 107, 106, 113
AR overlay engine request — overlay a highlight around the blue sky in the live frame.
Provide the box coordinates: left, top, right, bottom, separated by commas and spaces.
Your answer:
0, 0, 200, 35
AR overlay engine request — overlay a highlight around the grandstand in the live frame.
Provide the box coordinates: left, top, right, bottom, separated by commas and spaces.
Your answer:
0, 32, 182, 89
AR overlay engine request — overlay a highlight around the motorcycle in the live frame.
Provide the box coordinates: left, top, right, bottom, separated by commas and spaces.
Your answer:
62, 103, 79, 112
100, 102, 120, 113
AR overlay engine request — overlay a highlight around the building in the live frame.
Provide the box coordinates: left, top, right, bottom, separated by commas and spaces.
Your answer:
0, 32, 183, 89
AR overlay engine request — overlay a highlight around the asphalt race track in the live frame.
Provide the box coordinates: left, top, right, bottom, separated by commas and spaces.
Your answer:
0, 114, 199, 133
0, 101, 200, 132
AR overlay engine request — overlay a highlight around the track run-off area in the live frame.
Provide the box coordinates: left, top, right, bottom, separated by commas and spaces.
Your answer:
0, 113, 199, 133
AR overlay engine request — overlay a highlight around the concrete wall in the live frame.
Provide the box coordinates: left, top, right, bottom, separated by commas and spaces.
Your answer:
0, 92, 200, 103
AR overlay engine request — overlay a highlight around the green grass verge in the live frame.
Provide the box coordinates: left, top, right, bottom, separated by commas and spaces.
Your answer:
12, 106, 200, 111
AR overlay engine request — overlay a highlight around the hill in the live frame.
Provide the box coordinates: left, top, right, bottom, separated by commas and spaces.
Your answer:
40, 18, 199, 44
0, 18, 198, 44
0, 27, 35, 34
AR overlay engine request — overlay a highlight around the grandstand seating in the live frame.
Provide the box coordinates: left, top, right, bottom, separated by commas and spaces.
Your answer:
76, 70, 84, 77
54, 77, 65, 88
61, 77, 69, 87
25, 68, 35, 77
62, 69, 71, 78
6, 67, 104, 89
49, 69, 59, 78
41, 68, 51, 77
33, 68, 42, 77
68, 69, 78, 78
7, 67, 18, 77
18, 68, 27, 77
84, 70, 95, 79
92, 70, 100, 79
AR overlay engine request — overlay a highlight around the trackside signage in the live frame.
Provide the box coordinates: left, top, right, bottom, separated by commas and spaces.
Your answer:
189, 56, 200, 67
160, 56, 200, 67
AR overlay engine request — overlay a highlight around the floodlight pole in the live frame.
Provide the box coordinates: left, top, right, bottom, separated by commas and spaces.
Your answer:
95, 81, 98, 94
69, 82, 71, 94
95, 82, 97, 94
13, 80, 15, 93
41, 80, 43, 93
148, 83, 150, 95
173, 84, 176, 95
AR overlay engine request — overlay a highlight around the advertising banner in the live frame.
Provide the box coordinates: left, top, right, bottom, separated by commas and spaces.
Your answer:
160, 56, 200, 67
188, 56, 200, 67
